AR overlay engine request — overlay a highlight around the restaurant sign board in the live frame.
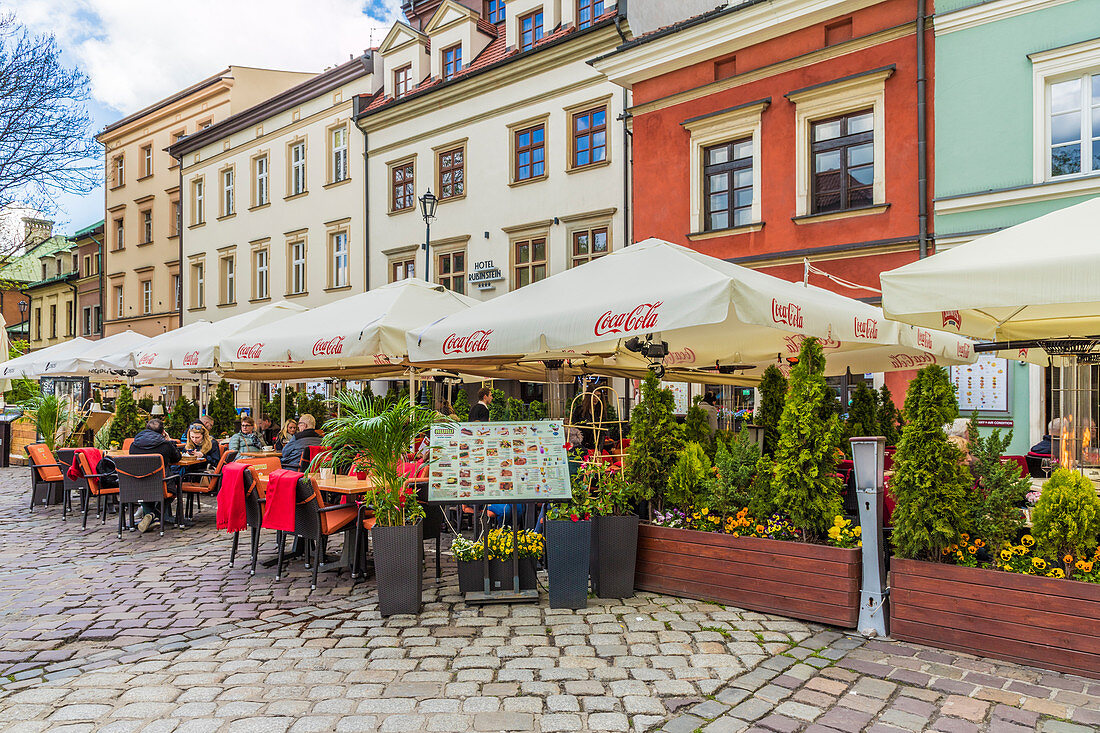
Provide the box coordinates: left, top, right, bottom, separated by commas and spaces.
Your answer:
467, 260, 504, 290
427, 420, 570, 503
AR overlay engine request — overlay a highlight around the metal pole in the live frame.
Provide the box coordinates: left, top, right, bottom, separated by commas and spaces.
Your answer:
424, 218, 431, 283
851, 436, 888, 637
280, 380, 286, 425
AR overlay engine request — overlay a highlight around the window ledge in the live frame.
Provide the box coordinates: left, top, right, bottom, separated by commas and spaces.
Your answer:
566, 158, 612, 175
216, 213, 237, 221
323, 177, 352, 190
167, 234, 180, 241
284, 191, 309, 202
437, 192, 467, 205
248, 296, 271, 304
687, 222, 765, 241
792, 203, 889, 225
388, 206, 416, 217
187, 306, 206, 312
509, 175, 549, 189
109, 184, 125, 191
136, 174, 154, 182
285, 291, 309, 298
137, 240, 154, 247
324, 284, 353, 293
249, 202, 271, 212
217, 301, 237, 308
188, 222, 206, 230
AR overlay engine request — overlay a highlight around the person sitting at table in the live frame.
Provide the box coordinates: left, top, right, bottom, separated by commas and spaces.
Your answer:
281, 413, 322, 471
182, 422, 221, 472
228, 416, 266, 454
130, 417, 183, 532
1030, 418, 1060, 456
179, 414, 215, 443
258, 414, 278, 446
274, 418, 298, 451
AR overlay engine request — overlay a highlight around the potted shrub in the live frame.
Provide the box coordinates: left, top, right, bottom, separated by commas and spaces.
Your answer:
318, 391, 445, 615
451, 534, 484, 594
546, 473, 593, 609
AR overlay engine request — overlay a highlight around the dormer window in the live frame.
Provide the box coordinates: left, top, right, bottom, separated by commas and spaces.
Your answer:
486, 0, 505, 23
519, 10, 544, 51
394, 65, 413, 98
443, 45, 463, 81
577, 0, 604, 29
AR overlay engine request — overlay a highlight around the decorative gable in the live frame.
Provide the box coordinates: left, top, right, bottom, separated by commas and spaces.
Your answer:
425, 0, 496, 80
379, 21, 431, 99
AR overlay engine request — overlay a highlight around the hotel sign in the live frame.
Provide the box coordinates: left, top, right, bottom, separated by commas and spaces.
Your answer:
467, 259, 504, 290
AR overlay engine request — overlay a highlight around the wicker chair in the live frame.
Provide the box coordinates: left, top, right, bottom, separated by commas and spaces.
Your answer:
113, 455, 180, 539
228, 465, 267, 575
181, 450, 237, 519
55, 449, 79, 520
277, 476, 358, 589
26, 443, 66, 510
76, 451, 119, 529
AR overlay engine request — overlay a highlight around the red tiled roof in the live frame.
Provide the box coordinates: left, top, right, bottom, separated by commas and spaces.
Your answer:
361, 10, 618, 114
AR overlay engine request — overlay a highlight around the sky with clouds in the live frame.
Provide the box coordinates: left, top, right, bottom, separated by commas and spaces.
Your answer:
12, 0, 403, 233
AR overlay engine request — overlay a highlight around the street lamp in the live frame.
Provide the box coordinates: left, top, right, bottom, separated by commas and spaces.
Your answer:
18, 300, 28, 339
419, 188, 438, 283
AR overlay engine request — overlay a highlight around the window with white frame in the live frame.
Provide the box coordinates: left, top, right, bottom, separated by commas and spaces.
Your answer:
222, 168, 235, 216
254, 248, 269, 300
114, 217, 124, 250
330, 231, 349, 288
141, 209, 152, 243
114, 285, 123, 318
289, 240, 306, 294
82, 306, 93, 336
172, 274, 181, 310
193, 178, 205, 224
290, 141, 307, 195
141, 280, 152, 314
192, 262, 205, 308
113, 155, 125, 187
255, 155, 269, 206
684, 99, 766, 234
1032, 40, 1100, 182
331, 127, 348, 183
142, 145, 153, 177
221, 254, 235, 304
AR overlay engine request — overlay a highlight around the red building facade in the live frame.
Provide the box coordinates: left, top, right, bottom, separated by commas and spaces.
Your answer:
594, 0, 933, 294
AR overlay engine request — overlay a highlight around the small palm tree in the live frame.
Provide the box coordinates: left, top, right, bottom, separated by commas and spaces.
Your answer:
315, 391, 449, 526
20, 390, 78, 452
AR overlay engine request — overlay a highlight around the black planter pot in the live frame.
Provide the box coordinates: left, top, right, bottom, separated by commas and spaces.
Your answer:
487, 557, 537, 591
591, 514, 639, 598
373, 522, 423, 615
456, 559, 483, 594
546, 519, 591, 609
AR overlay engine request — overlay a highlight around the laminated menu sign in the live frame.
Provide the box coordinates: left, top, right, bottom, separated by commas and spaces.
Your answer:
427, 420, 571, 503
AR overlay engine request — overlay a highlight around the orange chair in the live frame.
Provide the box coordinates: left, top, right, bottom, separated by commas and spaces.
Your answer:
77, 451, 120, 529
122, 438, 134, 451
26, 443, 66, 510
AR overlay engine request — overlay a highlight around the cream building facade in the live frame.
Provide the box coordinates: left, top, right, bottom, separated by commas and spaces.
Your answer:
171, 56, 379, 321
97, 66, 315, 337
355, 0, 629, 300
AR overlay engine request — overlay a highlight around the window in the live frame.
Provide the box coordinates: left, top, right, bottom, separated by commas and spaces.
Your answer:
519, 10, 544, 51
572, 107, 607, 168
114, 285, 123, 318
437, 250, 465, 294
66, 302, 73, 336
141, 280, 152, 314
486, 0, 505, 23
82, 255, 90, 275
170, 199, 180, 236
515, 124, 546, 181
193, 178, 205, 224
49, 305, 56, 339
113, 155, 125, 187
141, 145, 153, 177
34, 308, 40, 341
191, 263, 205, 308
83, 306, 93, 336
172, 274, 181, 310
40, 261, 46, 279
703, 138, 754, 230
391, 257, 415, 282
810, 109, 874, 213
330, 231, 349, 288
254, 155, 269, 206
392, 160, 415, 211
199, 119, 213, 130
114, 217, 124, 250
93, 305, 101, 333
576, 0, 603, 29
221, 255, 236, 304
331, 127, 348, 183
443, 45, 462, 81
254, 248, 269, 300
1048, 73, 1100, 178
571, 227, 609, 267
222, 168, 235, 216
289, 241, 306, 294
438, 147, 464, 199
141, 209, 153, 244
289, 142, 307, 196
394, 65, 412, 98
513, 237, 547, 288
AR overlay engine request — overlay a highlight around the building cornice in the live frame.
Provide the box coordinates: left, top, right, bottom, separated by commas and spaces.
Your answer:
98, 73, 231, 143
934, 174, 1100, 215
933, 0, 1076, 36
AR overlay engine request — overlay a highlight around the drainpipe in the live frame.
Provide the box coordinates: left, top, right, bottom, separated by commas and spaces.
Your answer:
916, 0, 929, 259
176, 158, 185, 325
613, 11, 632, 248
354, 93, 371, 292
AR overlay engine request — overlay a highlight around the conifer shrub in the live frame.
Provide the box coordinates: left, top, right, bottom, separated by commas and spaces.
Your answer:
966, 422, 1029, 551
166, 395, 198, 439
878, 385, 902, 446
665, 441, 711, 512
708, 429, 760, 516
1032, 468, 1100, 576
627, 371, 683, 511
756, 365, 787, 455
108, 385, 145, 447
207, 380, 238, 438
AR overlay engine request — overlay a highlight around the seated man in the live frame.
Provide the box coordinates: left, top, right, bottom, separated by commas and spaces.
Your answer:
1030, 418, 1061, 456
281, 413, 323, 471
129, 417, 183, 532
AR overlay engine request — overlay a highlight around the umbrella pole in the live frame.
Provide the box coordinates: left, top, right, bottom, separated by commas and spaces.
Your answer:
280, 381, 286, 425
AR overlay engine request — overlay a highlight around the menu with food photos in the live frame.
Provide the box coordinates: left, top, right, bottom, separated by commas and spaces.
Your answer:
427, 420, 571, 503
951, 354, 1009, 413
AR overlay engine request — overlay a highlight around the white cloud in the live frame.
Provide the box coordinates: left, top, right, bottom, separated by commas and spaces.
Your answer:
15, 0, 403, 115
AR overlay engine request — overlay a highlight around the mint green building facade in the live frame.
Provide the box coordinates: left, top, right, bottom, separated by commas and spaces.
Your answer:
932, 0, 1100, 454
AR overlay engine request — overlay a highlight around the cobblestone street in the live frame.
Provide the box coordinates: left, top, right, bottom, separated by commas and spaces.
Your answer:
1, 467, 1099, 732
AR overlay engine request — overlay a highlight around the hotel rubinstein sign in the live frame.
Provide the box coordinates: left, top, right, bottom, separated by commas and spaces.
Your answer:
467, 260, 504, 291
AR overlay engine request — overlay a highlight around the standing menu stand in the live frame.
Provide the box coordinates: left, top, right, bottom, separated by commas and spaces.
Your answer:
463, 502, 538, 605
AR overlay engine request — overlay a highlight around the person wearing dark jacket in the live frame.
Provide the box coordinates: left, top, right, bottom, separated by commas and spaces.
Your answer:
281, 413, 323, 470
470, 388, 492, 422
130, 418, 183, 531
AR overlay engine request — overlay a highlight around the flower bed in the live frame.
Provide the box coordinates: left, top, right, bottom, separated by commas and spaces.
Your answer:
635, 523, 861, 627
890, 557, 1100, 679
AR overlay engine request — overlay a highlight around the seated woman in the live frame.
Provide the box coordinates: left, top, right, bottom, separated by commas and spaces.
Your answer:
182, 422, 221, 473
274, 418, 298, 451
228, 416, 266, 454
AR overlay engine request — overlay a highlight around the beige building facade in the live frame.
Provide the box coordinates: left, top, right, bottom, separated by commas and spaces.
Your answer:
171, 56, 378, 321
97, 66, 315, 337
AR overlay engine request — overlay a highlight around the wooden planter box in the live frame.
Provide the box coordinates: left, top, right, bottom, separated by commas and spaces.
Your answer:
635, 524, 861, 627
890, 557, 1100, 679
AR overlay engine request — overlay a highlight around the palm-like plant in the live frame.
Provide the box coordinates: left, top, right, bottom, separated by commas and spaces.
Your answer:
314, 391, 449, 526
20, 390, 78, 452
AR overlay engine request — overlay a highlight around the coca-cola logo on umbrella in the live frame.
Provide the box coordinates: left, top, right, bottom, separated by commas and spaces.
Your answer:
137, 352, 157, 367
889, 353, 937, 369
916, 329, 933, 350
662, 346, 696, 366
594, 302, 661, 337
442, 330, 493, 355
771, 299, 804, 329
312, 336, 345, 356
236, 343, 264, 360
853, 317, 878, 341
957, 341, 971, 359
182, 351, 200, 367
942, 310, 962, 330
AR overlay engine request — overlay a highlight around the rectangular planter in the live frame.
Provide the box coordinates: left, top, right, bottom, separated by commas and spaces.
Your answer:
591, 514, 640, 599
373, 522, 423, 616
636, 524, 861, 628
457, 559, 483, 595
487, 557, 537, 591
890, 557, 1100, 679
546, 519, 591, 609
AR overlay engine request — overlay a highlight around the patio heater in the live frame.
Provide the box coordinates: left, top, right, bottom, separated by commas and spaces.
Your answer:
1044, 339, 1100, 479
850, 436, 888, 638
544, 360, 568, 420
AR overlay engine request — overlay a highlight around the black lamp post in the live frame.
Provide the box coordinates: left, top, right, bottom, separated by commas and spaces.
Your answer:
419, 188, 438, 283
18, 299, 28, 339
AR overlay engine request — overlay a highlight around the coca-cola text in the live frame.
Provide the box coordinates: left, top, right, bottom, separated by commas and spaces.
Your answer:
853, 317, 879, 341
916, 329, 933, 350
442, 330, 493, 355
236, 343, 264, 360
889, 353, 937, 369
312, 336, 345, 356
771, 299, 804, 329
594, 302, 661, 337
182, 351, 200, 367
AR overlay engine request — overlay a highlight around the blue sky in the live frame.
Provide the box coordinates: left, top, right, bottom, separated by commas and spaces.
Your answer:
13, 0, 403, 235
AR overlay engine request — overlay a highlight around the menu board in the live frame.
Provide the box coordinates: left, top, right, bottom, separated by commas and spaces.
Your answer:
632, 380, 692, 414
951, 354, 1009, 413
427, 420, 571, 503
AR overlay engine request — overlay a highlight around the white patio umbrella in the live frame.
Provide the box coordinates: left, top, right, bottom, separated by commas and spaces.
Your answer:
407, 238, 976, 376
0, 337, 94, 379
42, 330, 152, 378
880, 197, 1100, 341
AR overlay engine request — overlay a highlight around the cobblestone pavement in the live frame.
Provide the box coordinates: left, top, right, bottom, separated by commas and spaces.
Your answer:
1, 467, 1100, 731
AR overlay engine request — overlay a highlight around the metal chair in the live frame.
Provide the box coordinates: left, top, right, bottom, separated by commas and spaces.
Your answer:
26, 443, 66, 510
181, 449, 237, 519
56, 448, 79, 519
228, 465, 267, 575
76, 451, 119, 529
113, 455, 180, 538
279, 476, 358, 589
